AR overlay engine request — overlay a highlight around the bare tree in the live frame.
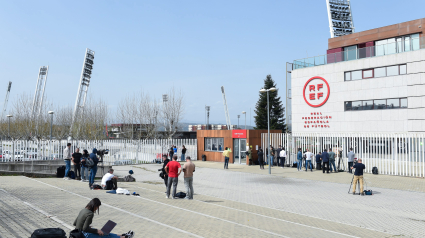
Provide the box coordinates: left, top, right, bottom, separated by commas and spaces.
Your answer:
161, 87, 184, 139
78, 96, 109, 140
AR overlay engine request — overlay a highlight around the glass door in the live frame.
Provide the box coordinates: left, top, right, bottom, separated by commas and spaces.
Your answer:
233, 139, 240, 164
240, 139, 247, 164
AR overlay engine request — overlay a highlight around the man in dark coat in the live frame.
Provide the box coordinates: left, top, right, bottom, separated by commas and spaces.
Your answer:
162, 154, 170, 191
321, 149, 330, 174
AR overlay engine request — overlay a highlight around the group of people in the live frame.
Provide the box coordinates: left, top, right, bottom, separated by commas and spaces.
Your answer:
63, 143, 100, 189
161, 153, 196, 199
256, 145, 287, 170
168, 144, 187, 161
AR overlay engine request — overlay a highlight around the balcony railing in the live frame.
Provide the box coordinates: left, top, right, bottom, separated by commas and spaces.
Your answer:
293, 36, 424, 69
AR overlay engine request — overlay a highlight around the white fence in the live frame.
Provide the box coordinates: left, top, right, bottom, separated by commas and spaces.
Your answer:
0, 139, 197, 165
262, 133, 425, 178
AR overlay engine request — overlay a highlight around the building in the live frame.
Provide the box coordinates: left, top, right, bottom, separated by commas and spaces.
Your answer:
289, 18, 425, 133
197, 129, 280, 165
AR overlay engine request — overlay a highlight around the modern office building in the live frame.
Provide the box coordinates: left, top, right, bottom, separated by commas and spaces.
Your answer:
289, 18, 425, 133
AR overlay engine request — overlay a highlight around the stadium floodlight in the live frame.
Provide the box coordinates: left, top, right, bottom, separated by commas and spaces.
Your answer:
69, 48, 95, 139
326, 0, 355, 38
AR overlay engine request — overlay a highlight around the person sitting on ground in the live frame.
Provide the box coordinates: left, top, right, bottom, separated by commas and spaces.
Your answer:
101, 169, 118, 190
73, 198, 134, 238
351, 158, 366, 196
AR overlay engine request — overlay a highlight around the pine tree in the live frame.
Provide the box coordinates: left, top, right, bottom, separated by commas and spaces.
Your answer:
254, 75, 286, 132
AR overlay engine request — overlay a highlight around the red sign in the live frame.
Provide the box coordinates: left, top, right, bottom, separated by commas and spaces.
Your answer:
232, 130, 247, 138
303, 76, 330, 107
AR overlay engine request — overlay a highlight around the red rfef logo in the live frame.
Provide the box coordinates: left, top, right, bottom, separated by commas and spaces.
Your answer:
303, 76, 330, 107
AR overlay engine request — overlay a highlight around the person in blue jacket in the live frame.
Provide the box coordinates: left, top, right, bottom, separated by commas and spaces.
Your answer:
321, 149, 330, 174
89, 148, 99, 189
316, 152, 322, 170
297, 148, 302, 171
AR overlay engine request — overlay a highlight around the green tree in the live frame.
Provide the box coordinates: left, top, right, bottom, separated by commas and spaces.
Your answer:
254, 75, 286, 132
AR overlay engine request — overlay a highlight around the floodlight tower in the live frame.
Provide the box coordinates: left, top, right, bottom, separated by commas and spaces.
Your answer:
1, 81, 12, 120
326, 0, 355, 38
220, 86, 231, 129
69, 48, 95, 139
31, 66, 49, 134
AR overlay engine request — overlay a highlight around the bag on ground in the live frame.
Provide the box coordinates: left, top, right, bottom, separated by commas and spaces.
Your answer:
372, 167, 378, 174
175, 192, 186, 198
69, 229, 84, 238
124, 175, 136, 182
105, 180, 114, 190
31, 228, 66, 238
116, 188, 130, 195
69, 171, 75, 179
56, 166, 65, 178
364, 190, 373, 195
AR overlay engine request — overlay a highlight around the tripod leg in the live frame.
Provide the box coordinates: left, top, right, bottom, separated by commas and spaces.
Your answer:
348, 174, 355, 194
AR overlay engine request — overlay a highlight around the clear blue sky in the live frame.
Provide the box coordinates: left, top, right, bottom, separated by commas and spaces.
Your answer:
1, 0, 423, 125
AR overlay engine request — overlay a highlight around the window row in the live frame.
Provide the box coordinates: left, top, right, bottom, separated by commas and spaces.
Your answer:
345, 98, 407, 111
205, 137, 224, 152
345, 64, 406, 81
375, 33, 420, 56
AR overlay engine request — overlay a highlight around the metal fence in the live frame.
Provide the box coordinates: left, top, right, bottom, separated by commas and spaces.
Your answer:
0, 139, 197, 165
262, 133, 425, 178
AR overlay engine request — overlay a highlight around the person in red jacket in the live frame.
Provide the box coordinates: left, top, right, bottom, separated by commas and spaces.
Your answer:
165, 155, 182, 199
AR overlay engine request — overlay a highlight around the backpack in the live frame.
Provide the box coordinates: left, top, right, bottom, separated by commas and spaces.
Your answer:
85, 157, 94, 168
372, 167, 378, 174
124, 175, 136, 182
175, 192, 186, 198
56, 166, 65, 178
69, 171, 75, 179
31, 228, 66, 238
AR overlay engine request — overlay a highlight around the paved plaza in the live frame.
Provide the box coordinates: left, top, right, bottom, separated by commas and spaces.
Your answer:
0, 162, 424, 238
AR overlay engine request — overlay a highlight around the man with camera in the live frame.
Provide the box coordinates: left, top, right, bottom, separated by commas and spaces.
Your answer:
351, 158, 366, 195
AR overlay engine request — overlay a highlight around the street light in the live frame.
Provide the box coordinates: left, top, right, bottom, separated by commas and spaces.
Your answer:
6, 115, 12, 139
237, 115, 240, 129
48, 111, 54, 141
259, 87, 277, 174
242, 111, 246, 129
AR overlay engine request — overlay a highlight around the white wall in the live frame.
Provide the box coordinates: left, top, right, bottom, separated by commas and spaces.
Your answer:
291, 49, 425, 133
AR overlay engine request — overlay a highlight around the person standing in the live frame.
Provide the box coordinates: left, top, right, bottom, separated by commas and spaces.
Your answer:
321, 149, 330, 174
183, 156, 195, 200
280, 147, 287, 168
316, 152, 322, 170
247, 146, 252, 165
89, 148, 99, 188
165, 155, 181, 199
222, 147, 230, 169
304, 149, 313, 172
161, 154, 169, 190
72, 148, 82, 180
275, 146, 282, 167
347, 148, 355, 173
63, 143, 72, 180
351, 158, 366, 195
80, 149, 89, 182
257, 147, 264, 170
181, 145, 187, 162
169, 145, 174, 159
328, 148, 337, 173
297, 148, 302, 171
269, 146, 275, 167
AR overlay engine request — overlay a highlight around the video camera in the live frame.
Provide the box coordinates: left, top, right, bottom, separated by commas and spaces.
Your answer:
96, 149, 109, 156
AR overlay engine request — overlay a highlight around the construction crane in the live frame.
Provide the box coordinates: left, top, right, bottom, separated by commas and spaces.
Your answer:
31, 66, 49, 134
221, 86, 231, 130
1, 81, 12, 120
69, 48, 95, 139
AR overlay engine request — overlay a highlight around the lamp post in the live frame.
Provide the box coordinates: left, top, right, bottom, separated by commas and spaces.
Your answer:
6, 115, 12, 139
48, 111, 54, 141
242, 111, 246, 129
260, 87, 277, 174
237, 115, 240, 129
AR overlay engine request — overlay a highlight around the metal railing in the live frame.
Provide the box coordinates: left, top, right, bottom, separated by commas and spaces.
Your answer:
262, 133, 425, 178
0, 139, 198, 165
293, 36, 424, 69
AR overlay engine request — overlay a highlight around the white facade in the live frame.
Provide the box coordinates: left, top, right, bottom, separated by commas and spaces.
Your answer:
291, 49, 425, 133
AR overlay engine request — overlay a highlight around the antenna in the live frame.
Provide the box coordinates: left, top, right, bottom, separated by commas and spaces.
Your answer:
326, 0, 355, 38
69, 48, 95, 139
1, 81, 12, 120
31, 66, 49, 134
221, 86, 231, 129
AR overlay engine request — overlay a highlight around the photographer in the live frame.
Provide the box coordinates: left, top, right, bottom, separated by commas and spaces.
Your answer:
159, 154, 169, 190
351, 158, 366, 195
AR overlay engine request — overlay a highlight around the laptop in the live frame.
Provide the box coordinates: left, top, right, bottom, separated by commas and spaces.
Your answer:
101, 220, 117, 235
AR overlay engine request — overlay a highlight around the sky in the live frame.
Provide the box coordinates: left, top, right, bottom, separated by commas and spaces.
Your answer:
0, 0, 424, 126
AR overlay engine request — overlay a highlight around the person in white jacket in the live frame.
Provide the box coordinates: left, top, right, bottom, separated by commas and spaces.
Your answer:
63, 143, 72, 180
279, 148, 287, 168
304, 149, 313, 172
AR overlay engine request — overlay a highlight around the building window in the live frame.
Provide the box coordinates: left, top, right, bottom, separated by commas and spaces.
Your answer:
204, 137, 224, 152
363, 69, 373, 78
344, 45, 357, 61
345, 98, 408, 111
345, 64, 407, 81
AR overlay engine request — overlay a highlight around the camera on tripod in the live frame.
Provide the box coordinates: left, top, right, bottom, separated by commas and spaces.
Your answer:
97, 149, 109, 156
